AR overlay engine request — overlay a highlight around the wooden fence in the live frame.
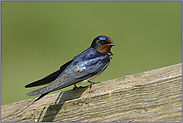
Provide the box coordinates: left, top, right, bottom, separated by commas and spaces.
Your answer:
1, 63, 182, 122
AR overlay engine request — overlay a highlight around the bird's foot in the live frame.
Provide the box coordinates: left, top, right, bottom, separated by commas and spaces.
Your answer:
73, 84, 84, 90
88, 80, 100, 89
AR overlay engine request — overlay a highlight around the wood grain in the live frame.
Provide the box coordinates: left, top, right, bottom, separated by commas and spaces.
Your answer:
1, 63, 182, 122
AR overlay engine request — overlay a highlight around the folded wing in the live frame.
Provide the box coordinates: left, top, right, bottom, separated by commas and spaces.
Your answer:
25, 60, 73, 88
27, 55, 110, 96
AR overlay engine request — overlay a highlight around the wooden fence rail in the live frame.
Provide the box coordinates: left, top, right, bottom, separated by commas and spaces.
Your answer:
1, 63, 182, 122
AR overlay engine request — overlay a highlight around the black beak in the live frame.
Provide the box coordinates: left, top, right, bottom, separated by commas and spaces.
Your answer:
107, 43, 116, 46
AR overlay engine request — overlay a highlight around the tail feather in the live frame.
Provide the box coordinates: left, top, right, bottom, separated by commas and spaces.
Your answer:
27, 74, 76, 96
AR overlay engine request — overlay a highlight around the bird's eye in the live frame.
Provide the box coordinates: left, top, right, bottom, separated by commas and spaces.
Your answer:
99, 40, 107, 45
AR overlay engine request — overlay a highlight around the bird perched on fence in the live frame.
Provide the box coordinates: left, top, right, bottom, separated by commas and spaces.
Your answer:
18, 35, 115, 114
25, 35, 115, 97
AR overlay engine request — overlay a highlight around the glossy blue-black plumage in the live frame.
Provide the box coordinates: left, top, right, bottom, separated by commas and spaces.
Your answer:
25, 35, 115, 97
91, 35, 111, 48
15, 35, 115, 115
56, 47, 111, 80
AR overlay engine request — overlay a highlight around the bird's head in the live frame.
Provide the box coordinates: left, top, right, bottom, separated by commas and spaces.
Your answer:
91, 35, 115, 55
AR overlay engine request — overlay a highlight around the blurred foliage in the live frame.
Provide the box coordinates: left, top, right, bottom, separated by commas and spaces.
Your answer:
1, 1, 181, 105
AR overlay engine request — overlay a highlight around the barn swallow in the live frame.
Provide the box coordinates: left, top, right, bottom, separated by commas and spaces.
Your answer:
25, 35, 115, 96
18, 35, 115, 114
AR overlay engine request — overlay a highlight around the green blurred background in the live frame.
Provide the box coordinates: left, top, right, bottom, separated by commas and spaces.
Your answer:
1, 1, 182, 105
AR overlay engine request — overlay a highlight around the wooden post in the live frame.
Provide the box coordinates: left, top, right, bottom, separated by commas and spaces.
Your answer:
1, 63, 182, 122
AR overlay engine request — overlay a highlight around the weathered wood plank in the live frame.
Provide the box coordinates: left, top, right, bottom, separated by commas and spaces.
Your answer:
1, 63, 182, 122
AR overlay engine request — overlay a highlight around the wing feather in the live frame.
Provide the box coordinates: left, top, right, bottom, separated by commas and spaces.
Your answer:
25, 60, 73, 88
27, 55, 111, 96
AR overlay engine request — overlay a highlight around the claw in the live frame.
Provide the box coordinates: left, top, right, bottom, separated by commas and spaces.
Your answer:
88, 81, 100, 89
73, 84, 84, 90
73, 85, 78, 90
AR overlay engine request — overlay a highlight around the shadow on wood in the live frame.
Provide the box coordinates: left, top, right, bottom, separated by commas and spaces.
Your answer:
1, 63, 182, 122
40, 86, 89, 122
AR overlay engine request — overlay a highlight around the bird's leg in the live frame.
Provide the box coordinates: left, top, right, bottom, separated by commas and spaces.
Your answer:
88, 80, 100, 89
73, 84, 84, 90
73, 84, 78, 90
88, 80, 100, 84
